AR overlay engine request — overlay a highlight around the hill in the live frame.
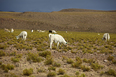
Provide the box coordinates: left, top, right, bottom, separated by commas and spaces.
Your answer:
59, 8, 105, 12
0, 9, 116, 33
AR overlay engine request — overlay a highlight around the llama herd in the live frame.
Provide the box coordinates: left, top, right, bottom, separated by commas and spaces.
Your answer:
4, 28, 110, 49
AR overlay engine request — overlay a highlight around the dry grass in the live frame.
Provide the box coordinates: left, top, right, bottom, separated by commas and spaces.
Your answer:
0, 29, 116, 77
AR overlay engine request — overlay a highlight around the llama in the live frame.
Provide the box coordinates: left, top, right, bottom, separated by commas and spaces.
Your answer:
102, 33, 110, 42
49, 33, 67, 49
16, 31, 27, 40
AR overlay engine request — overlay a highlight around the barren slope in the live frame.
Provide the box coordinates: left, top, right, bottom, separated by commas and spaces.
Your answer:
0, 9, 116, 33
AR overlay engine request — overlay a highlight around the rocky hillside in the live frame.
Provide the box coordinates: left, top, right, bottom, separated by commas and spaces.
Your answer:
0, 9, 116, 33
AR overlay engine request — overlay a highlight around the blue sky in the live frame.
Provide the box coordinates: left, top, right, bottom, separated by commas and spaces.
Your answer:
0, 0, 116, 12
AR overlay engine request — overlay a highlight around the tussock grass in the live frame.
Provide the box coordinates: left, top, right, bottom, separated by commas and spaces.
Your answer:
39, 51, 51, 58
52, 62, 61, 67
58, 68, 65, 75
0, 44, 8, 49
48, 66, 56, 71
27, 52, 43, 63
11, 57, 20, 62
60, 74, 70, 77
91, 63, 104, 71
47, 72, 56, 77
80, 65, 90, 71
106, 68, 116, 76
37, 67, 46, 73
1, 64, 14, 72
0, 29, 116, 77
0, 50, 6, 57
23, 68, 33, 76
4, 73, 19, 77
107, 55, 114, 61
67, 58, 74, 64
44, 57, 54, 65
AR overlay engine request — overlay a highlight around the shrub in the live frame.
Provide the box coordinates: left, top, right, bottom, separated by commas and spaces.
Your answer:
83, 58, 88, 63
6, 64, 14, 70
76, 57, 82, 62
112, 60, 116, 64
1, 64, 6, 70
78, 73, 86, 77
100, 71, 104, 75
81, 65, 90, 71
48, 66, 56, 71
11, 57, 20, 62
23, 68, 33, 76
67, 46, 73, 50
62, 56, 68, 60
44, 57, 54, 65
0, 44, 7, 49
60, 74, 70, 77
7, 73, 19, 77
107, 55, 114, 61
47, 72, 56, 77
72, 57, 82, 68
27, 52, 42, 63
52, 62, 61, 67
4, 68, 8, 72
91, 63, 103, 71
75, 71, 79, 76
39, 51, 51, 58
58, 68, 65, 75
37, 47, 44, 51
83, 58, 95, 63
0, 50, 6, 57
71, 50, 77, 54
106, 68, 116, 76
9, 51, 17, 56
0, 62, 2, 65
72, 61, 82, 68
16, 54, 22, 58
37, 67, 45, 73
1, 64, 14, 72
62, 49, 67, 52
67, 58, 74, 64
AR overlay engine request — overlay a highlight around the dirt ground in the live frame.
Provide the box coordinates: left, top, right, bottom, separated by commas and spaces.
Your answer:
0, 42, 116, 77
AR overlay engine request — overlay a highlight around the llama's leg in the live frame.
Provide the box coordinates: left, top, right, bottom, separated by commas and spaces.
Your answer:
50, 41, 53, 49
57, 42, 59, 49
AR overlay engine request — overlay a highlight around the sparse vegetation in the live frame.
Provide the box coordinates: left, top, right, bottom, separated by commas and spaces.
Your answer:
23, 68, 33, 76
67, 58, 74, 64
47, 72, 56, 77
52, 62, 61, 67
11, 57, 20, 62
60, 74, 70, 77
1, 64, 14, 72
0, 44, 7, 49
106, 68, 116, 76
107, 55, 114, 61
48, 66, 56, 71
39, 51, 51, 58
0, 50, 6, 57
81, 65, 90, 71
27, 52, 43, 62
37, 67, 45, 73
91, 63, 104, 71
58, 68, 65, 75
44, 57, 54, 65
0, 28, 116, 77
